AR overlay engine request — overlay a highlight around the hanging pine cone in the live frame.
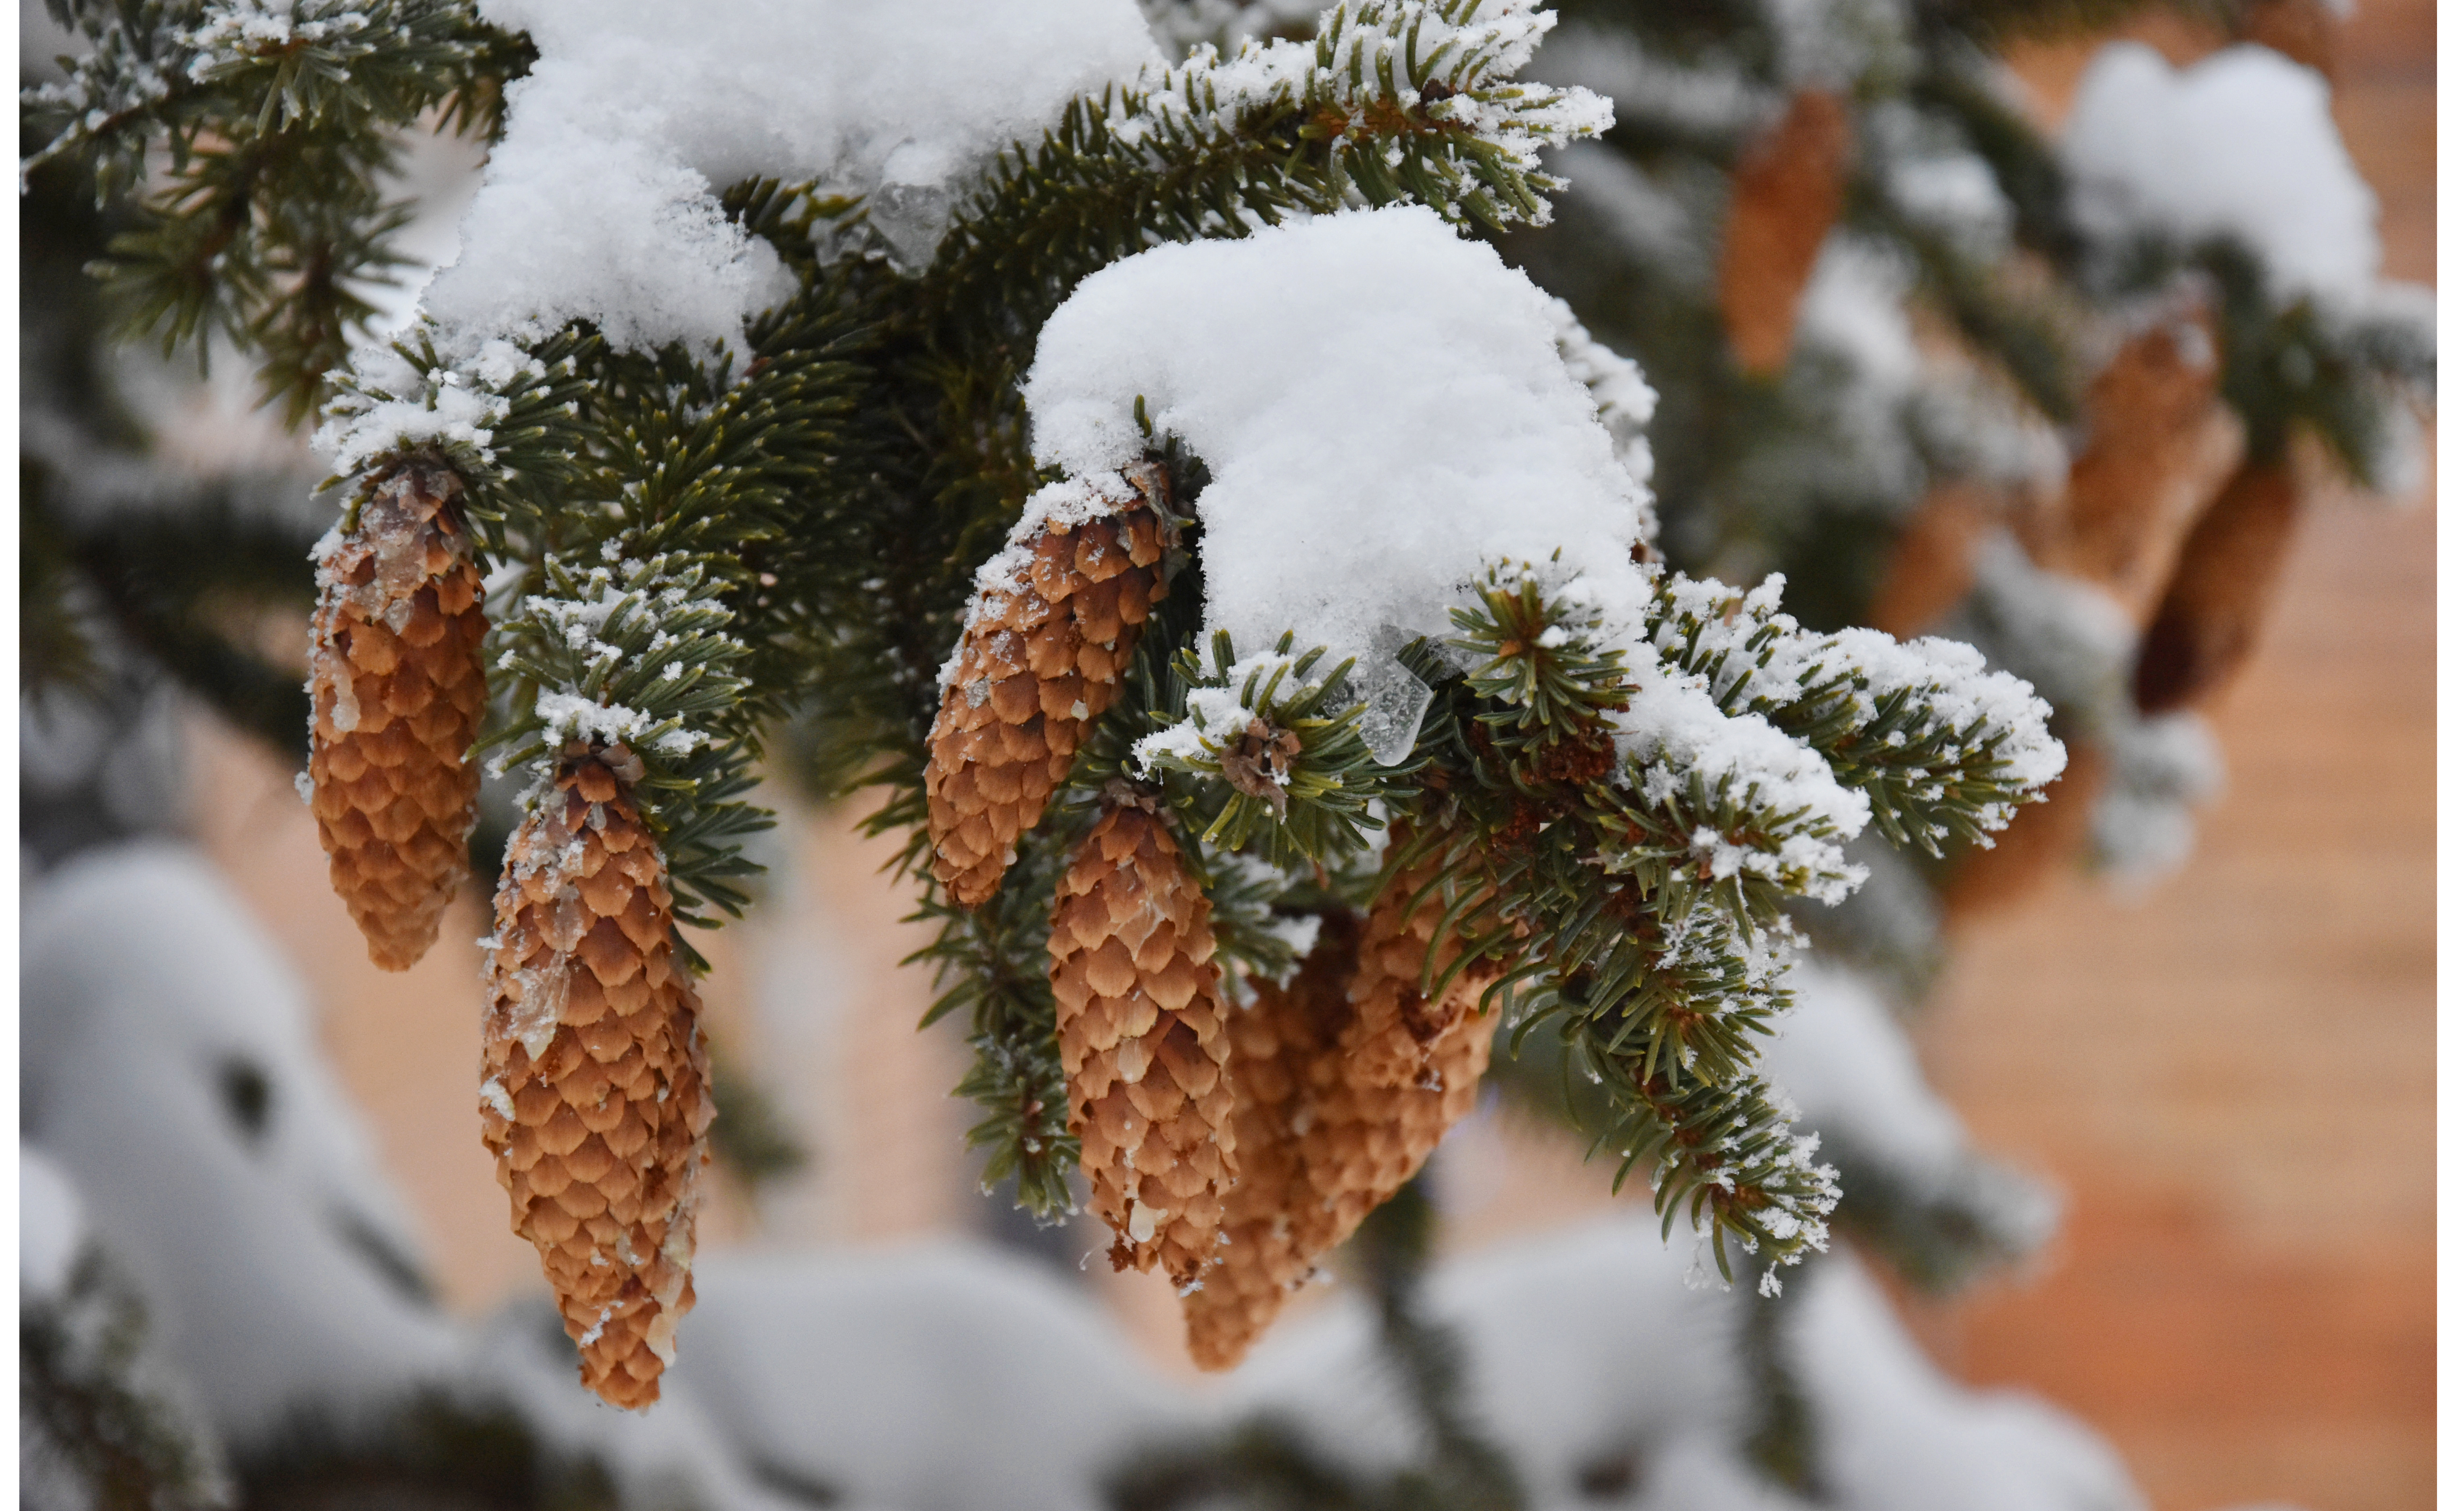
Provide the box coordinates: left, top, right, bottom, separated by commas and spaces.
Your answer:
1181, 911, 1358, 1372
2029, 312, 2244, 618
2133, 460, 2304, 715
927, 468, 1173, 909
1302, 873, 1497, 1252
1718, 89, 1852, 377
1339, 831, 1491, 1092
1864, 483, 1991, 640
1181, 845, 1500, 1372
479, 746, 713, 1410
2245, 0, 2344, 79
1048, 798, 1237, 1285
306, 461, 489, 970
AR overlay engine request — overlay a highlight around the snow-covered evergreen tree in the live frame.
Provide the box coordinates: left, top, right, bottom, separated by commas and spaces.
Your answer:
21, 0, 2427, 1505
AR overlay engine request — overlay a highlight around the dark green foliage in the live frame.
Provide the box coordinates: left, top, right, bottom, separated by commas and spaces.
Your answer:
23, 438, 322, 761
931, 0, 1609, 354
916, 837, 1081, 1222
232, 1389, 619, 1511
1826, 1146, 2049, 1293
26, 0, 532, 419
1135, 632, 1403, 868
25, 0, 2190, 1297
707, 1051, 812, 1193
23, 1247, 230, 1511
1735, 1267, 1825, 1496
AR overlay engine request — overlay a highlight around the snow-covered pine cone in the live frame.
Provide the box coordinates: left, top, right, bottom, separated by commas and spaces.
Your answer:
1717, 88, 1851, 377
2133, 460, 2302, 714
2034, 311, 2242, 618
480, 746, 713, 1410
1048, 799, 1237, 1285
1339, 829, 1491, 1091
927, 468, 1172, 909
1181, 911, 1358, 1372
306, 461, 488, 970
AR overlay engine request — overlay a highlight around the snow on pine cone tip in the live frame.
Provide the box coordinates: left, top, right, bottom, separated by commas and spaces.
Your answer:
480, 743, 714, 1410
305, 460, 488, 970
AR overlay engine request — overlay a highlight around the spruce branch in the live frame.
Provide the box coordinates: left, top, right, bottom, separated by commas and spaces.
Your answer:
1132, 630, 1403, 868
1638, 566, 2065, 857
25, 0, 532, 415
483, 548, 771, 937
912, 835, 1081, 1220
928, 0, 1612, 344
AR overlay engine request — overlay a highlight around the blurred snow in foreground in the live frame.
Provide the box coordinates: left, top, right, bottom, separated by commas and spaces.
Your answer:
25, 845, 2177, 1511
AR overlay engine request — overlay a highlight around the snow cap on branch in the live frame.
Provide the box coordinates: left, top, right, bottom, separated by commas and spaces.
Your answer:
425, 0, 1161, 353
2064, 41, 2379, 299
1026, 203, 1651, 732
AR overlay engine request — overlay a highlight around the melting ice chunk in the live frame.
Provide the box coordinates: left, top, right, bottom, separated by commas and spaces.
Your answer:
1356, 624, 1436, 767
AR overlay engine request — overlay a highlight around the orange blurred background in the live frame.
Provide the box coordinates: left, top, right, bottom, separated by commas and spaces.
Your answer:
172, 5, 2434, 1508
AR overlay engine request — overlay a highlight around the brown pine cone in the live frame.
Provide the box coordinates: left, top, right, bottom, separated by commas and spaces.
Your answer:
480, 747, 713, 1410
1181, 848, 1500, 1372
1181, 911, 1358, 1372
1339, 832, 1490, 1092
927, 469, 1173, 909
306, 462, 489, 970
1301, 877, 1497, 1255
1048, 800, 1237, 1285
2026, 312, 2244, 619
1864, 483, 1992, 640
2245, 0, 2344, 80
1718, 89, 1852, 377
2133, 461, 2304, 715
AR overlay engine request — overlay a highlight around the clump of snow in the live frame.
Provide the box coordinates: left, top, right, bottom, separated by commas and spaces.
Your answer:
21, 1145, 88, 1304
1548, 295, 1661, 529
2090, 709, 2225, 886
20, 845, 459, 1440
1796, 1257, 2146, 1511
2064, 42, 2379, 299
673, 1246, 1201, 1511
419, 0, 1161, 355
314, 336, 556, 480
1026, 204, 1654, 752
1764, 962, 1970, 1177
1232, 1214, 2141, 1511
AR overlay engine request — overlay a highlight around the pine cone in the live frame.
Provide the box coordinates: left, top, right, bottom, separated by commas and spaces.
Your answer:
480, 748, 713, 1410
306, 462, 489, 970
2245, 0, 2344, 79
1181, 846, 1500, 1372
2133, 461, 2304, 715
928, 470, 1173, 908
1339, 833, 1489, 1092
2028, 312, 2244, 618
1048, 800, 1237, 1285
1718, 89, 1852, 377
1302, 867, 1497, 1252
1864, 483, 1991, 640
1181, 911, 1357, 1372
